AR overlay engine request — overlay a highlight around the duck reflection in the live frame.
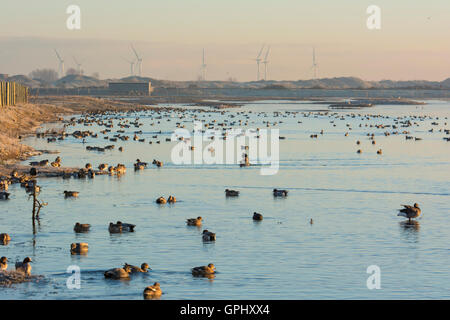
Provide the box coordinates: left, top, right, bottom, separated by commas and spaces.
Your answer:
399, 220, 420, 242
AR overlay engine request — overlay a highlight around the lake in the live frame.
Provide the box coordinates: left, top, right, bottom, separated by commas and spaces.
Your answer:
1, 100, 449, 299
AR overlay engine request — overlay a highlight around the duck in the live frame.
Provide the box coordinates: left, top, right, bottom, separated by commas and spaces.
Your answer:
186, 217, 202, 226
109, 221, 136, 233
15, 257, 32, 276
191, 263, 216, 277
64, 191, 79, 198
0, 192, 10, 200
0, 233, 11, 245
108, 222, 123, 233
134, 159, 148, 170
0, 257, 8, 271
273, 189, 288, 197
357, 149, 362, 154
70, 243, 89, 255
152, 159, 163, 167
143, 282, 162, 299
156, 196, 167, 204
74, 223, 91, 233
124, 262, 151, 273
377, 149, 382, 155
253, 212, 263, 221
104, 265, 132, 279
225, 189, 239, 197
167, 195, 176, 203
202, 230, 216, 241
98, 163, 108, 171
398, 203, 421, 222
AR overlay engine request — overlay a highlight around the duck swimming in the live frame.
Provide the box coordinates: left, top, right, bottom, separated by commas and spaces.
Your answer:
167, 195, 176, 203
191, 263, 216, 277
15, 257, 32, 276
273, 189, 288, 197
143, 282, 162, 299
109, 221, 135, 233
64, 191, 79, 198
186, 217, 202, 226
0, 257, 8, 271
104, 265, 132, 279
70, 243, 89, 255
74, 223, 90, 233
398, 203, 421, 222
225, 189, 239, 197
202, 230, 216, 241
253, 212, 263, 221
124, 263, 151, 273
156, 196, 167, 204
0, 233, 11, 245
0, 192, 10, 200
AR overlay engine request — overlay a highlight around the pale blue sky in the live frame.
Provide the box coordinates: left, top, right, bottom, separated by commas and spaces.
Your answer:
0, 0, 449, 81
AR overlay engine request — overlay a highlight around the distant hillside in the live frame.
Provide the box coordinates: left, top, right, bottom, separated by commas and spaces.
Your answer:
6, 74, 450, 90
53, 74, 107, 88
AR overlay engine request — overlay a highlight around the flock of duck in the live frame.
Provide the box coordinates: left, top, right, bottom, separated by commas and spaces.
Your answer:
1, 103, 444, 298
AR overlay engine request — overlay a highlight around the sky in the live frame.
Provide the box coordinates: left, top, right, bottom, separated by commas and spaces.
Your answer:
0, 0, 449, 81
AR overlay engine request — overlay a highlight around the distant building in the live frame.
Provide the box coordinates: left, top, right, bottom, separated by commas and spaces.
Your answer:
108, 81, 152, 95
0, 74, 9, 80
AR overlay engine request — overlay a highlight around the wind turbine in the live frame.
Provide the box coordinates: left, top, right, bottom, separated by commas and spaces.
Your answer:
73, 56, 83, 75
311, 47, 318, 80
54, 49, 65, 78
200, 48, 207, 81
130, 44, 142, 77
262, 45, 271, 81
122, 57, 135, 76
254, 44, 265, 81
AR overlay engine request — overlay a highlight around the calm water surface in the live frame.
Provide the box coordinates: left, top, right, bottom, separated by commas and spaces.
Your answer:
1, 100, 449, 299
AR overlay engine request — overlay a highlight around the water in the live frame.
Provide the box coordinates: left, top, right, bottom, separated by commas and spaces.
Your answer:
1, 100, 449, 299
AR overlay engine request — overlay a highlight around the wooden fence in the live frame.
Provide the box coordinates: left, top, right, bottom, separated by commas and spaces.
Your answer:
0, 82, 29, 107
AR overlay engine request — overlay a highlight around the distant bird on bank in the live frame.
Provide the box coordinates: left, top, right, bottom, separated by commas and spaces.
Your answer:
398, 203, 421, 222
